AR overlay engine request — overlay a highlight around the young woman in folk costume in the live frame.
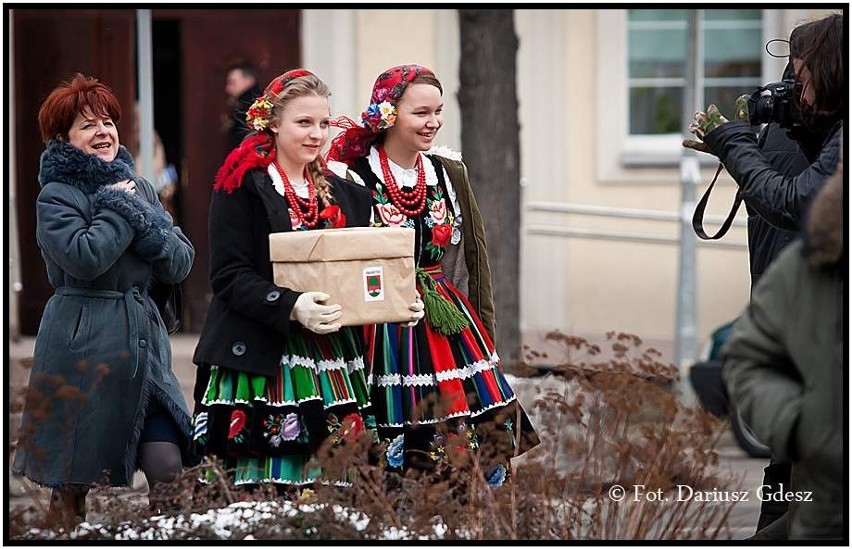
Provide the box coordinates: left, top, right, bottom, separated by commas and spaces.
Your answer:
191, 69, 425, 490
327, 64, 540, 485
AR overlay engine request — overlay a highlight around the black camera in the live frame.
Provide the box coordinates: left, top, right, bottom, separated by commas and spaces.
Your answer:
747, 79, 798, 128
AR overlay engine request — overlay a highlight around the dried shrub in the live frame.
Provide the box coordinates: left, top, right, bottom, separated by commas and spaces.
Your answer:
10, 332, 738, 540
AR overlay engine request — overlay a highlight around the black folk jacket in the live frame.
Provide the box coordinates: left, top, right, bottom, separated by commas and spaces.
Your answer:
193, 169, 373, 376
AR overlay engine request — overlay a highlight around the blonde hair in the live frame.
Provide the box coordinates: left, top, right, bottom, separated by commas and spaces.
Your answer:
268, 74, 334, 207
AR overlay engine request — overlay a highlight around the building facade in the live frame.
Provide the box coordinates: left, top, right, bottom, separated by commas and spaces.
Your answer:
8, 8, 832, 372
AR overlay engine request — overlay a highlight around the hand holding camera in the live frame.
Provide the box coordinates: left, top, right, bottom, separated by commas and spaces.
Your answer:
683, 75, 797, 155
684, 101, 749, 240
684, 76, 802, 240
690, 104, 731, 139
683, 104, 730, 154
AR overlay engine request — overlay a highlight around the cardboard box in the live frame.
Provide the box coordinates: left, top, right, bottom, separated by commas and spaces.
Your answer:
269, 227, 416, 326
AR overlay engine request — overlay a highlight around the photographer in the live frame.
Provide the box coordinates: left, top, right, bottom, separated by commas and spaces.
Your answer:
685, 12, 843, 540
686, 13, 842, 234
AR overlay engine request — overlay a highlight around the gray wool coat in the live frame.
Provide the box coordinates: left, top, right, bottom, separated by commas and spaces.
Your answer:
12, 140, 195, 488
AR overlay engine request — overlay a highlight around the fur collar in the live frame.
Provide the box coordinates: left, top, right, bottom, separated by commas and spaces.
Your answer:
804, 168, 843, 266
38, 139, 136, 194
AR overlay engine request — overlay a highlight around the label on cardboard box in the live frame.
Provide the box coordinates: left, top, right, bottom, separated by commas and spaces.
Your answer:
363, 266, 384, 302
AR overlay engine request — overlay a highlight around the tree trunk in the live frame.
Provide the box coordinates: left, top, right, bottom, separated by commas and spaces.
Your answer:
457, 10, 521, 366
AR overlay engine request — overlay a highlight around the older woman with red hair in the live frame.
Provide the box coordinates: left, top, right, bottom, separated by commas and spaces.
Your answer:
12, 73, 195, 524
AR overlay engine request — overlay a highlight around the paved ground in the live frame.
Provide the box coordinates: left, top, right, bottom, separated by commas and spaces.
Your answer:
6, 333, 764, 539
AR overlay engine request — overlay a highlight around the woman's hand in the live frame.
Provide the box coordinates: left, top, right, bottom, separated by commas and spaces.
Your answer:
290, 291, 342, 334
108, 179, 137, 194
688, 104, 730, 140
683, 104, 733, 154
403, 295, 425, 327
683, 97, 751, 154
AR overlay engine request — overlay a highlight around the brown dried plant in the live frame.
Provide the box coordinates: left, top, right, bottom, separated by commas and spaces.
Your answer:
10, 332, 738, 540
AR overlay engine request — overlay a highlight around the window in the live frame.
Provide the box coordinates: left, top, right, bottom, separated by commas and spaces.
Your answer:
596, 9, 782, 179
628, 9, 762, 135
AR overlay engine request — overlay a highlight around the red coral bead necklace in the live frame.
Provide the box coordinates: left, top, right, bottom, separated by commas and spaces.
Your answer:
274, 161, 319, 228
378, 146, 427, 217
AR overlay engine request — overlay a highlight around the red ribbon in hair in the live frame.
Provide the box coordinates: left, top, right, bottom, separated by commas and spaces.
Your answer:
327, 64, 434, 166
257, 69, 315, 118
214, 133, 275, 193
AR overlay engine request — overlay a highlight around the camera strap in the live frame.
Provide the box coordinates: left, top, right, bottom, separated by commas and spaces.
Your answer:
692, 163, 742, 240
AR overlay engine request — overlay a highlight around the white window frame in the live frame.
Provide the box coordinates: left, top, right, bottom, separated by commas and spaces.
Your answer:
595, 9, 787, 182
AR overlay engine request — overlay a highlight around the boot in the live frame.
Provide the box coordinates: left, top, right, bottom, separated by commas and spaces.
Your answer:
48, 487, 87, 528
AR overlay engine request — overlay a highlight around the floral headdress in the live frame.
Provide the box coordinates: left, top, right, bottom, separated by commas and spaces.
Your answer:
215, 69, 322, 193
245, 98, 275, 132
327, 64, 435, 166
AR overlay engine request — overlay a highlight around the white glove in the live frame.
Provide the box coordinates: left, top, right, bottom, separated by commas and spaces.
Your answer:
404, 295, 425, 328
290, 292, 342, 334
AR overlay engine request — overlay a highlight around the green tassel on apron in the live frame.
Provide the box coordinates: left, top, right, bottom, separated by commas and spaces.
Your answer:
416, 267, 469, 335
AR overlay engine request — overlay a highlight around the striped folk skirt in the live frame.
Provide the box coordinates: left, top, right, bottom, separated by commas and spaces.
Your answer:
191, 327, 377, 487
365, 266, 540, 484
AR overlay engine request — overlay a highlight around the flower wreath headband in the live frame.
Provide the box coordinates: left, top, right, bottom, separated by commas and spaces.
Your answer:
215, 68, 319, 193
327, 64, 435, 165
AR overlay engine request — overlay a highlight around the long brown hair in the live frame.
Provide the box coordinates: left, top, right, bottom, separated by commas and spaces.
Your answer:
790, 13, 844, 126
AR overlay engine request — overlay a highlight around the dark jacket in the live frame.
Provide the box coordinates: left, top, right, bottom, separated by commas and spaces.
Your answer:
434, 155, 497, 342
747, 123, 810, 288
722, 170, 843, 539
703, 120, 842, 232
12, 140, 195, 488
193, 168, 373, 376
228, 83, 263, 150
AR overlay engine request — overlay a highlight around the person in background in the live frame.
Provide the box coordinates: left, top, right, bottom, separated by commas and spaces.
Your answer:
327, 64, 540, 486
722, 163, 842, 540
191, 69, 424, 493
224, 62, 263, 150
11, 73, 195, 525
133, 104, 179, 222
686, 13, 842, 231
685, 13, 843, 539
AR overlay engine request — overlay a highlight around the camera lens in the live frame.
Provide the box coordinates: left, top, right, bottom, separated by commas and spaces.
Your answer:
748, 94, 775, 125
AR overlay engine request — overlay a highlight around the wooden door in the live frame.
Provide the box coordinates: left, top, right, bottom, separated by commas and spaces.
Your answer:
12, 9, 136, 335
12, 9, 300, 335
157, 9, 300, 331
